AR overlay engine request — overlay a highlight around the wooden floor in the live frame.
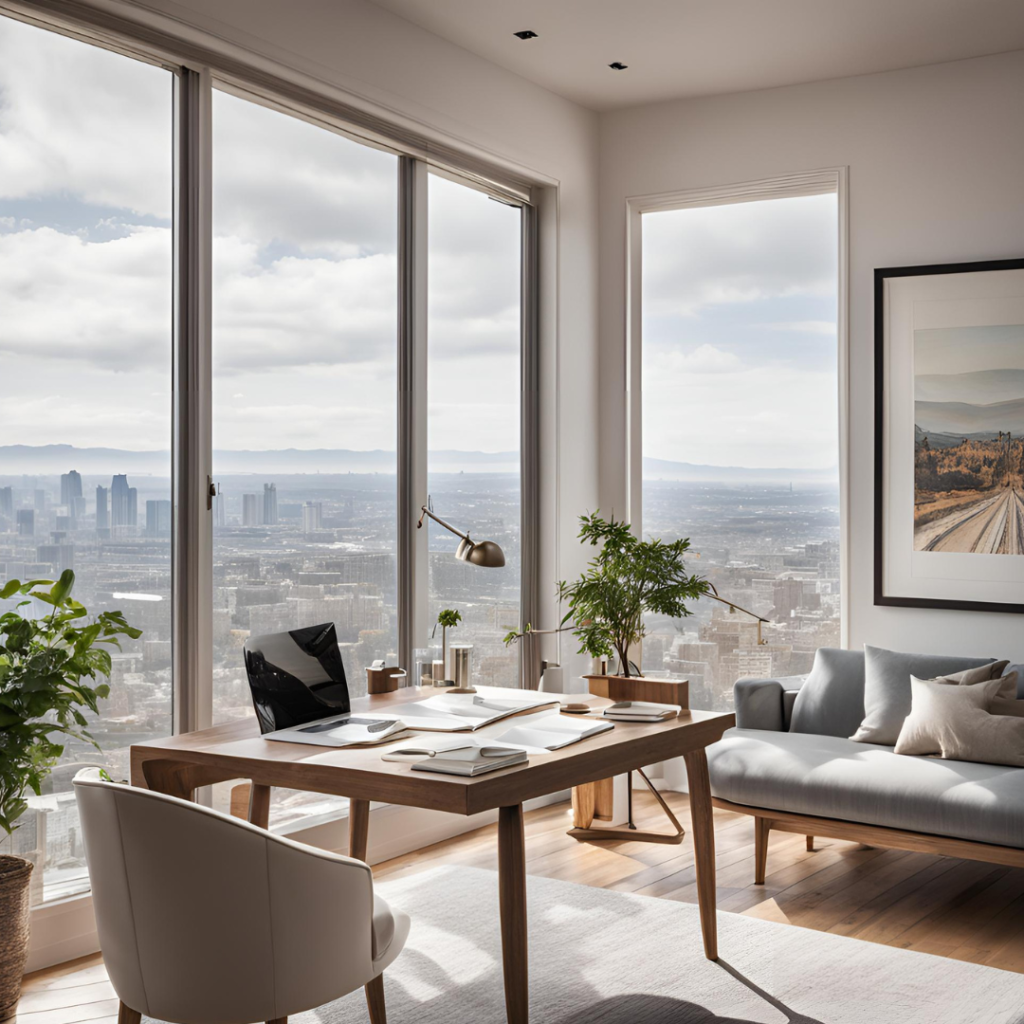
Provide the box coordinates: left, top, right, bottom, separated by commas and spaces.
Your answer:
16, 793, 1024, 1023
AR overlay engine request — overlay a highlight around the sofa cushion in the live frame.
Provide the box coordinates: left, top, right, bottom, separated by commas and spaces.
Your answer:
707, 727, 1024, 849
789, 648, 865, 738
895, 675, 1024, 767
851, 646, 995, 745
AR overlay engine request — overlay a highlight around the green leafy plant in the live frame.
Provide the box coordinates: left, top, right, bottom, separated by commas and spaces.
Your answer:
436, 608, 461, 681
504, 512, 708, 677
0, 570, 142, 834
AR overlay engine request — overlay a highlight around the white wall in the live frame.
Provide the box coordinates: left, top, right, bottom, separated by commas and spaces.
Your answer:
104, 0, 603, 679
599, 50, 1024, 662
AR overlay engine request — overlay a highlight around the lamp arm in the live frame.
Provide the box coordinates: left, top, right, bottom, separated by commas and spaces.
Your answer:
417, 505, 471, 543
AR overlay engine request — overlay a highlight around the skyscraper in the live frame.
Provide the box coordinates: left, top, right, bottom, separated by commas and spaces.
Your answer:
128, 487, 138, 527
95, 486, 109, 531
213, 484, 225, 528
302, 501, 323, 533
146, 499, 172, 536
242, 493, 259, 527
61, 470, 83, 508
111, 474, 131, 529
263, 483, 278, 526
34, 489, 47, 513
16, 509, 34, 536
0, 487, 12, 520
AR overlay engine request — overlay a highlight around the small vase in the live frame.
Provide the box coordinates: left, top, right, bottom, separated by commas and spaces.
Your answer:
0, 855, 33, 1020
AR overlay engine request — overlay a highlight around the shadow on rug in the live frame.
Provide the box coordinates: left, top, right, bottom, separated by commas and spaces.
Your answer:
554, 992, 825, 1024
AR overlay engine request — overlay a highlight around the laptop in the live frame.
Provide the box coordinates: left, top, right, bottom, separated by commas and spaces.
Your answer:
243, 623, 405, 747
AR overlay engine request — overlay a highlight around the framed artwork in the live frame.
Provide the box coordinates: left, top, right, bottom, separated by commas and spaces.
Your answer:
875, 257, 1024, 613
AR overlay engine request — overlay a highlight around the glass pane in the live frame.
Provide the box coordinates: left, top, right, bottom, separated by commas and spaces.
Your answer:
210, 91, 398, 826
426, 174, 521, 688
641, 193, 840, 711
0, 16, 173, 902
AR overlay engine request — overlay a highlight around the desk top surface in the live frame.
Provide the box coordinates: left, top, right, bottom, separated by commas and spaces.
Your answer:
131, 687, 734, 816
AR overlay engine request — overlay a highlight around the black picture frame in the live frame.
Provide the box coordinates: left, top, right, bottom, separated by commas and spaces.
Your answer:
874, 256, 1024, 614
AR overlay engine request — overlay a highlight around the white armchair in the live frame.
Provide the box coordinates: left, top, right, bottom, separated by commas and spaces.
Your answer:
73, 768, 409, 1024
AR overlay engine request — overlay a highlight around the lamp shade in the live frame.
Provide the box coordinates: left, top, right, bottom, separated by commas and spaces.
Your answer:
456, 537, 506, 568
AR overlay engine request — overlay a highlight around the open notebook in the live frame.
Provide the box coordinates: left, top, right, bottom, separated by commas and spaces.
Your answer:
375, 688, 560, 733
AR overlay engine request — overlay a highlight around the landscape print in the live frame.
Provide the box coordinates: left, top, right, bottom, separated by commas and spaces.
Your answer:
914, 324, 1024, 554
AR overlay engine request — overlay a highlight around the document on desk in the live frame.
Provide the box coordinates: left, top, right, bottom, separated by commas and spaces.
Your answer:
490, 709, 614, 753
376, 689, 559, 732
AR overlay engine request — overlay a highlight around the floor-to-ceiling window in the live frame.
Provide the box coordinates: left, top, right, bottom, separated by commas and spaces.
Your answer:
0, 16, 174, 901
0, 7, 536, 901
210, 91, 399, 828
426, 173, 522, 688
641, 190, 840, 711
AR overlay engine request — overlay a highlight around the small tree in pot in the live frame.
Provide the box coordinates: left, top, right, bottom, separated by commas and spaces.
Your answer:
505, 512, 708, 677
0, 571, 141, 1019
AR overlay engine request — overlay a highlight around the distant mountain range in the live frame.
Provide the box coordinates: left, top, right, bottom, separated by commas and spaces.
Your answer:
915, 369, 1024, 405
915, 398, 1024, 436
0, 444, 837, 484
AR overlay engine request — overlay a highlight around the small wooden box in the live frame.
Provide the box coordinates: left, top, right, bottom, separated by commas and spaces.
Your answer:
366, 666, 405, 694
583, 674, 689, 709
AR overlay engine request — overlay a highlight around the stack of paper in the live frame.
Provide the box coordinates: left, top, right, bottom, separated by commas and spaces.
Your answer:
601, 701, 679, 723
492, 709, 614, 752
377, 688, 559, 732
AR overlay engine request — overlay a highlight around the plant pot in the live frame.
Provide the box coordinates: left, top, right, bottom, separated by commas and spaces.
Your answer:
0, 855, 33, 1021
583, 673, 690, 709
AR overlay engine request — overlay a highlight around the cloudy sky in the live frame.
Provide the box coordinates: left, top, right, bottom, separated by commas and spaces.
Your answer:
1, 15, 836, 473
642, 193, 839, 469
0, 15, 521, 462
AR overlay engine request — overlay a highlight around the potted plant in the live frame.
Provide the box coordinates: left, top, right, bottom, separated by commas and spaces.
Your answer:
435, 608, 462, 686
504, 511, 708, 678
0, 571, 141, 1020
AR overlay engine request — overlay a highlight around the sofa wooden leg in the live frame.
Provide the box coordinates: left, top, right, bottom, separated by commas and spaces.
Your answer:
365, 974, 387, 1024
754, 816, 770, 885
806, 835, 814, 852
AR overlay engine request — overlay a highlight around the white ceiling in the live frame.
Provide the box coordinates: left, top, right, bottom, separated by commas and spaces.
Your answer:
369, 0, 1024, 111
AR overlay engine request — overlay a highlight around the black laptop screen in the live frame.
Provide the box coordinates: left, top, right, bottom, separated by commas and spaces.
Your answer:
243, 622, 351, 734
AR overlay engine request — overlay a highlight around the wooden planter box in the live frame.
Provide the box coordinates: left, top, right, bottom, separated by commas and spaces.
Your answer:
583, 674, 689, 710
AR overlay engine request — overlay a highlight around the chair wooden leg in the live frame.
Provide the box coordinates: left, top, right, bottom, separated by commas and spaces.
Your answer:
754, 815, 771, 885
365, 973, 387, 1024
806, 835, 814, 852
118, 1004, 141, 1024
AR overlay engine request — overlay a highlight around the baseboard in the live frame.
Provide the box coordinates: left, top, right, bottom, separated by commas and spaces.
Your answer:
26, 790, 569, 973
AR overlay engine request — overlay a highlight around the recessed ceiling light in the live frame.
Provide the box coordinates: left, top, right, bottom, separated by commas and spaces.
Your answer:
609, 62, 628, 71
514, 30, 538, 40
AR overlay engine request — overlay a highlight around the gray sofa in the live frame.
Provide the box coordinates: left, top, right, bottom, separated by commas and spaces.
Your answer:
706, 647, 1024, 881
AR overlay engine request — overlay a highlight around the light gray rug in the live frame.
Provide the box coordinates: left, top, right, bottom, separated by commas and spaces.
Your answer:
297, 865, 1024, 1024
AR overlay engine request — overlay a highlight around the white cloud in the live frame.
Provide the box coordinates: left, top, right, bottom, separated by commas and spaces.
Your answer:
764, 320, 837, 335
648, 343, 741, 375
642, 193, 838, 318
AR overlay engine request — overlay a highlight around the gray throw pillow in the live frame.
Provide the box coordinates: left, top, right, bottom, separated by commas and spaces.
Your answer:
850, 645, 996, 745
789, 648, 865, 738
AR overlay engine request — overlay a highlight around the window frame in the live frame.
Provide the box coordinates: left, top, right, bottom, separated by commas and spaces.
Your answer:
625, 169, 850, 646
0, 0, 542, 861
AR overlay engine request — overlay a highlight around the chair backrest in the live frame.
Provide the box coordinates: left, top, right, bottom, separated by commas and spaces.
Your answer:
74, 769, 376, 1024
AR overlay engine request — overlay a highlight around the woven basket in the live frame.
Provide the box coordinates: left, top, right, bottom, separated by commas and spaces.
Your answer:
0, 855, 33, 1021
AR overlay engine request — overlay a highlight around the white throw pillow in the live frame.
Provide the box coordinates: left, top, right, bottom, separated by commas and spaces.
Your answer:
895, 675, 1024, 767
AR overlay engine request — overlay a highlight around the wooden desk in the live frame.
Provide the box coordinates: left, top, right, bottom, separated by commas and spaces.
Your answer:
130, 689, 734, 1024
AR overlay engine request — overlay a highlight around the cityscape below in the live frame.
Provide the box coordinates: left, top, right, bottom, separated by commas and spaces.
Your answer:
0, 447, 838, 905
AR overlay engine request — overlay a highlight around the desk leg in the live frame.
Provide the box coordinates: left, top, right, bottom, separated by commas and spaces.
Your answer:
498, 804, 528, 1024
248, 784, 271, 829
684, 749, 718, 961
350, 798, 370, 863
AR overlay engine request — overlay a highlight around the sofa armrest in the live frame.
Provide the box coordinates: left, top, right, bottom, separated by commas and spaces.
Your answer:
734, 675, 808, 732
734, 678, 784, 731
